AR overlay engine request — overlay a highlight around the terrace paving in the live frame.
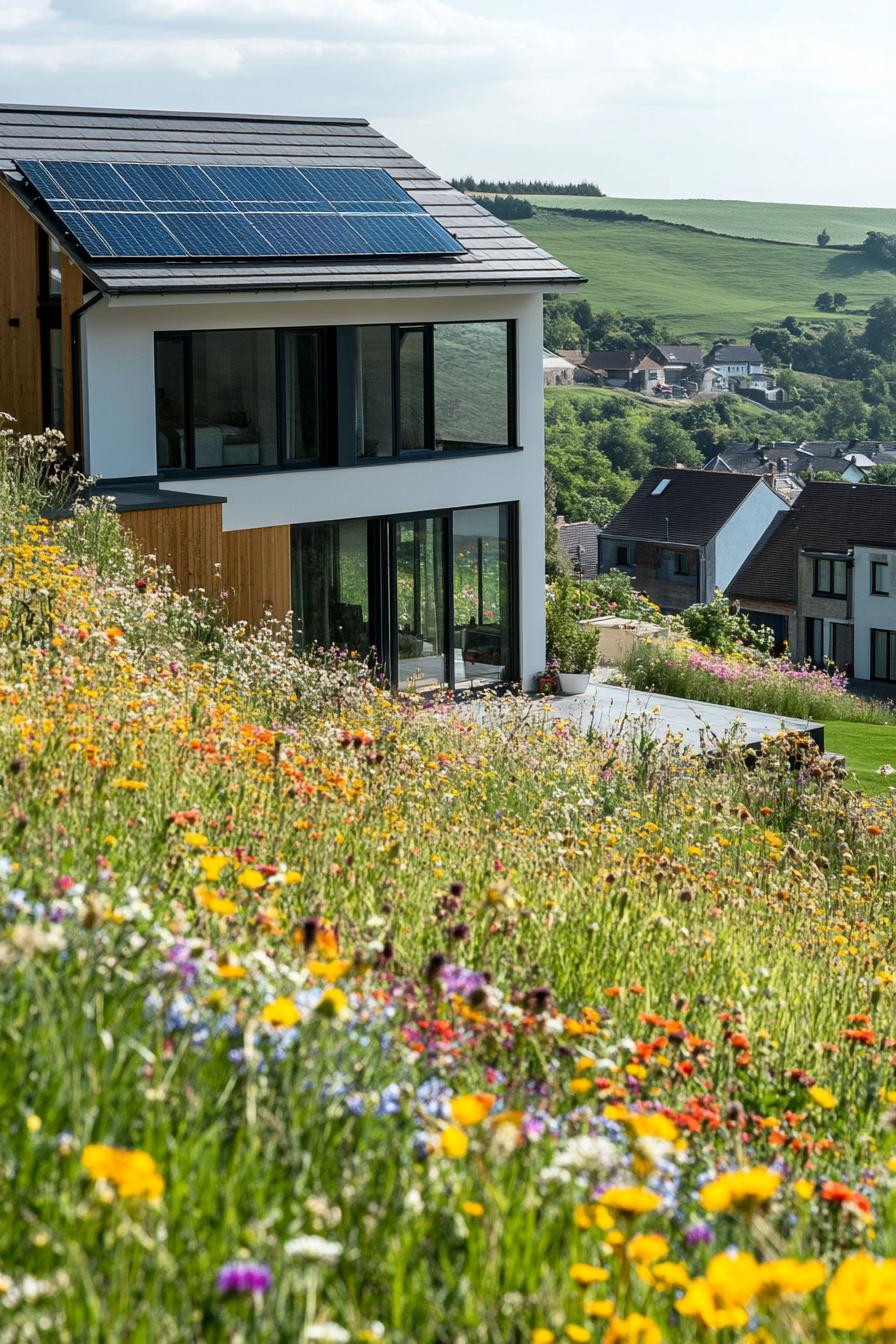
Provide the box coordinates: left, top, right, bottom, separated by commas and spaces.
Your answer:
537, 677, 824, 753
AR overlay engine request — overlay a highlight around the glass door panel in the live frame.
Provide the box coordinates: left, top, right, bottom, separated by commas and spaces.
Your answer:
293, 520, 372, 658
453, 505, 511, 688
395, 516, 446, 689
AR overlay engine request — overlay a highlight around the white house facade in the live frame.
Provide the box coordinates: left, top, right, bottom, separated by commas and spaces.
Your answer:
0, 103, 582, 692
852, 544, 896, 681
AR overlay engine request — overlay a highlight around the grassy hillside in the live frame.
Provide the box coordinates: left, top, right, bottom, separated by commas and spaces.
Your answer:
517, 212, 896, 341
523, 195, 896, 247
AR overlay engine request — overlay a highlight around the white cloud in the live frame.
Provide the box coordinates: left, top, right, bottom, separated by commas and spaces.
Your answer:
0, 0, 56, 31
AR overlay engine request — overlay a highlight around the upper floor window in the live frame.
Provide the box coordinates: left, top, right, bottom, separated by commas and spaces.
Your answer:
814, 557, 847, 597
355, 320, 515, 459
673, 551, 692, 576
156, 319, 516, 474
872, 559, 890, 595
155, 327, 330, 472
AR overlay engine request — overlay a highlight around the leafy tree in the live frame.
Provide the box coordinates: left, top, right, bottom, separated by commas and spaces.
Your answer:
677, 591, 772, 654
815, 291, 835, 312
643, 413, 703, 468
833, 292, 848, 310
817, 382, 868, 439
865, 297, 896, 360
544, 467, 565, 577
544, 302, 584, 352
781, 316, 802, 336
868, 403, 896, 438
817, 324, 877, 380
752, 327, 795, 364
862, 231, 896, 269
865, 463, 896, 484
817, 227, 831, 247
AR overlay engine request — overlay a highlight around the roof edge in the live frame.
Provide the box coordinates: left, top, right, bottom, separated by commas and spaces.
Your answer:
0, 101, 368, 127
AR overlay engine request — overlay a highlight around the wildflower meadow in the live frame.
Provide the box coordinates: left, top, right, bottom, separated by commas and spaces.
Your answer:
0, 427, 894, 1342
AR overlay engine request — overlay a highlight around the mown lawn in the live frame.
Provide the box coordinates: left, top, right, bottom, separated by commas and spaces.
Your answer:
823, 719, 896, 793
521, 195, 896, 247
515, 213, 896, 341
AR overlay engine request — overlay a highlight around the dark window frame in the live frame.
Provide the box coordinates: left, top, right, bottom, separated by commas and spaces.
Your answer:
813, 556, 848, 598
871, 560, 889, 596
155, 325, 335, 476
673, 550, 692, 577
806, 616, 825, 667
155, 318, 519, 476
291, 501, 519, 693
871, 628, 896, 683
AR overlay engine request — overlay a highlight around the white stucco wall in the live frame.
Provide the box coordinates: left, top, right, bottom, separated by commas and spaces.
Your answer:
707, 481, 789, 596
79, 286, 547, 684
852, 546, 896, 679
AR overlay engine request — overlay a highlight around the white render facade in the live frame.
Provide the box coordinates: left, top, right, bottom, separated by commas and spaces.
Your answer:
81, 284, 550, 688
852, 545, 896, 681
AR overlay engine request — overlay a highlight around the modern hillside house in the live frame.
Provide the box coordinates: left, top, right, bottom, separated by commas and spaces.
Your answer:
0, 103, 581, 690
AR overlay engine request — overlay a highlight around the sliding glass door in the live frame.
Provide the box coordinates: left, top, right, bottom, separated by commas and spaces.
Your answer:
292, 505, 515, 690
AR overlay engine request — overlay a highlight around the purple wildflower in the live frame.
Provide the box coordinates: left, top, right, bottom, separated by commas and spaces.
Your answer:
215, 1261, 272, 1296
684, 1223, 713, 1247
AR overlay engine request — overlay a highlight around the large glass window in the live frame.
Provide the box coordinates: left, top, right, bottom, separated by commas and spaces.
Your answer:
292, 504, 515, 690
293, 520, 372, 658
872, 629, 896, 682
814, 557, 847, 597
399, 328, 428, 453
435, 322, 509, 448
355, 326, 393, 458
155, 335, 187, 470
453, 505, 511, 688
191, 330, 278, 469
282, 330, 321, 462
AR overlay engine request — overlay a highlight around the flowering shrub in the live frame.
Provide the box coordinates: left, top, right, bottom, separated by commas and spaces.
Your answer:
622, 637, 896, 725
675, 590, 772, 655
0, 428, 894, 1339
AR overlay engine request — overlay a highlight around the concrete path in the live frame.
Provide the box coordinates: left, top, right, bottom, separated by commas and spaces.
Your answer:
537, 678, 823, 753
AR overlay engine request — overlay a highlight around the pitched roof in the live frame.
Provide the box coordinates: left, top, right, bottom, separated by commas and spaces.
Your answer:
648, 343, 703, 364
557, 520, 601, 575
706, 343, 763, 364
581, 350, 661, 373
0, 102, 583, 296
602, 467, 766, 545
706, 440, 896, 477
730, 480, 896, 603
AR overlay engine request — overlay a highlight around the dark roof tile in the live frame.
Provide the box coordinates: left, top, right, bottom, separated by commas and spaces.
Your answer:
0, 102, 582, 294
602, 467, 768, 546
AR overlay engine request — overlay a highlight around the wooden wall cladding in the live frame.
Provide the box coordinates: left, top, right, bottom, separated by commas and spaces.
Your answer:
0, 184, 85, 448
59, 253, 84, 449
221, 524, 292, 626
119, 506, 292, 630
0, 184, 41, 432
119, 503, 224, 597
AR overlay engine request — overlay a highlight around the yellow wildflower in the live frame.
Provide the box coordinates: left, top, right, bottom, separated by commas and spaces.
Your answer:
440, 1126, 469, 1159
625, 1234, 669, 1265
569, 1263, 610, 1286
449, 1094, 495, 1127
807, 1085, 837, 1110
700, 1167, 781, 1213
81, 1144, 164, 1200
598, 1186, 661, 1216
261, 996, 300, 1028
825, 1254, 896, 1333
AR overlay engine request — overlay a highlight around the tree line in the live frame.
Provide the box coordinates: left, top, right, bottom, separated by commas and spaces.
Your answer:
451, 176, 603, 196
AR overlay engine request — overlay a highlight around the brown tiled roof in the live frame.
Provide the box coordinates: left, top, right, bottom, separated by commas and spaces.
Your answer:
0, 103, 582, 295
601, 467, 766, 545
730, 480, 896, 603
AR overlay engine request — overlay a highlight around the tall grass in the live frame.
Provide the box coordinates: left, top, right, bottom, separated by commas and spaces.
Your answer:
0, 427, 893, 1341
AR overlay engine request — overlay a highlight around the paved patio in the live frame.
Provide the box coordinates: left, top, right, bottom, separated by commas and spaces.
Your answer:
537, 678, 824, 754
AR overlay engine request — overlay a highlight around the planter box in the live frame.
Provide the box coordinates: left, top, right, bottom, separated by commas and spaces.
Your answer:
579, 617, 670, 665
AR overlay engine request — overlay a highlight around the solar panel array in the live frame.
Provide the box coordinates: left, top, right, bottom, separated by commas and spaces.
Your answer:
14, 160, 466, 261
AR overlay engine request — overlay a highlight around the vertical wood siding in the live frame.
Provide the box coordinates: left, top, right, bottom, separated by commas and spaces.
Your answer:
0, 185, 41, 432
119, 504, 224, 597
220, 525, 292, 625
118, 507, 292, 629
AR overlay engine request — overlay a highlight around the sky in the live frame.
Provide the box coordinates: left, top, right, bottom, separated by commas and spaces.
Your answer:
1, 0, 894, 207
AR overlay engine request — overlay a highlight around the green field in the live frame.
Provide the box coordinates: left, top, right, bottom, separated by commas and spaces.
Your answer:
516, 212, 896, 341
523, 195, 896, 247
822, 720, 896, 793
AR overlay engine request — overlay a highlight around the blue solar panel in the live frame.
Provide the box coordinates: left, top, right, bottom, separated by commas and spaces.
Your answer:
249, 212, 369, 256
86, 212, 187, 257
15, 158, 465, 260
202, 165, 330, 208
348, 213, 465, 255
55, 211, 116, 257
159, 211, 275, 257
39, 161, 141, 205
302, 166, 407, 203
